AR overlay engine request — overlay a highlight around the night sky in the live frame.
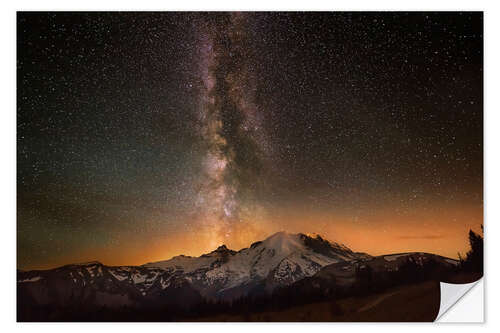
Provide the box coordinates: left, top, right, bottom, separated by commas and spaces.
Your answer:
17, 12, 483, 270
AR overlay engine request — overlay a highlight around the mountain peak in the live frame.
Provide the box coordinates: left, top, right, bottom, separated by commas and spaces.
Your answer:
262, 232, 303, 255
301, 232, 324, 240
207, 244, 236, 256
265, 231, 293, 240
73, 261, 102, 266
266, 231, 327, 242
215, 244, 229, 251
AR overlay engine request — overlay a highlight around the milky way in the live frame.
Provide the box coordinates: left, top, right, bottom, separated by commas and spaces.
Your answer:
17, 12, 482, 269
193, 13, 271, 247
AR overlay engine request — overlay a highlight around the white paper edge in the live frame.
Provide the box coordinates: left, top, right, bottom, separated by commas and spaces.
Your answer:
435, 278, 484, 322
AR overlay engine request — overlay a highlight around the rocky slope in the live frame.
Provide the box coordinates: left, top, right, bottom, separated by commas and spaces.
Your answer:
17, 232, 458, 314
18, 232, 361, 308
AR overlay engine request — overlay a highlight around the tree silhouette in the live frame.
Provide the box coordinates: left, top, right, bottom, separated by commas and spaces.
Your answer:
460, 225, 483, 274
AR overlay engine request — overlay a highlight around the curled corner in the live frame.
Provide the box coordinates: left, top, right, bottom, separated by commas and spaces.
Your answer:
435, 279, 483, 321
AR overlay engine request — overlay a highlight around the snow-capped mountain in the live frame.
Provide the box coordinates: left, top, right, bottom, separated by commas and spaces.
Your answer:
17, 232, 361, 306
17, 231, 463, 322
17, 231, 459, 316
143, 232, 359, 295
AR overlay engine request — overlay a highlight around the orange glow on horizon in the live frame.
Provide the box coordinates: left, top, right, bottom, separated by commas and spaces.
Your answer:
27, 201, 482, 271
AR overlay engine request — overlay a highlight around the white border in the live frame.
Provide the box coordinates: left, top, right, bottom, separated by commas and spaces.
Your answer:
2, 0, 497, 331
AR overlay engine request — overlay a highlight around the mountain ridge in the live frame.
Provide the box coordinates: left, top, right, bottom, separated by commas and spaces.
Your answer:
17, 231, 459, 319
142, 231, 353, 267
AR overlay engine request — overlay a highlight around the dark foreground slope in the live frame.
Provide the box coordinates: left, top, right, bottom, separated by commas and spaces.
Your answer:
197, 280, 442, 322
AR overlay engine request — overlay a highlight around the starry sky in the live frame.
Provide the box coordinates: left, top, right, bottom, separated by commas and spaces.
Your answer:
17, 12, 483, 270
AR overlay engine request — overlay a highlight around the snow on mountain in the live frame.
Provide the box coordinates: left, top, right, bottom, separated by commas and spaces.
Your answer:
144, 254, 218, 272
213, 233, 342, 287
141, 231, 361, 295
143, 244, 235, 272
16, 232, 364, 305
17, 231, 463, 314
